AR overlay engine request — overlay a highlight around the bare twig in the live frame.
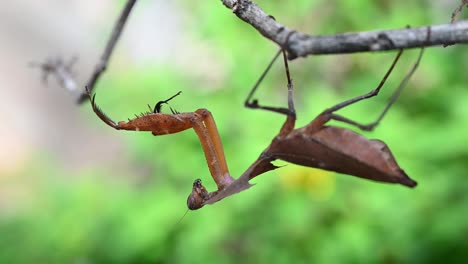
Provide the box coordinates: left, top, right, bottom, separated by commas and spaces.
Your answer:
451, 0, 468, 23
221, 0, 468, 59
76, 0, 137, 104
30, 57, 78, 93
36, 0, 468, 101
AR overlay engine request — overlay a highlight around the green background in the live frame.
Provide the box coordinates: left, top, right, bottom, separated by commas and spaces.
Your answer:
2, 0, 468, 263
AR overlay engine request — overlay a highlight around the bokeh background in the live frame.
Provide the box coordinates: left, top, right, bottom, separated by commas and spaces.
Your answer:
1, 0, 468, 263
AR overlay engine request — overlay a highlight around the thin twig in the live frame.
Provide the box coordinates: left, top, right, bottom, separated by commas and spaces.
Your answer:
76, 0, 138, 104
221, 0, 468, 59
451, 0, 468, 23
30, 57, 78, 93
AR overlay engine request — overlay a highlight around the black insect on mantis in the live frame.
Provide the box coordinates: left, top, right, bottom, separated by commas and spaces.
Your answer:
188, 42, 426, 209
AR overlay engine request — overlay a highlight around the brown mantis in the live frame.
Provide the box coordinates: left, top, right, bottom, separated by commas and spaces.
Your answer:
188, 43, 425, 209
86, 34, 424, 210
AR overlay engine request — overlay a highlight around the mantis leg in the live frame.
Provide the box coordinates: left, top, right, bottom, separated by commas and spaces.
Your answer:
316, 47, 423, 131
245, 49, 297, 136
196, 109, 230, 178
87, 87, 121, 129
245, 49, 296, 116
316, 27, 431, 130
191, 111, 234, 190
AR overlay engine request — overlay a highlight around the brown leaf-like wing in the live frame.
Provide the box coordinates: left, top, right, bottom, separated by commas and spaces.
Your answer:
266, 126, 417, 187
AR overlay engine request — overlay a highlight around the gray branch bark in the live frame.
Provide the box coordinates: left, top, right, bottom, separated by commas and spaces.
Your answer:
221, 0, 468, 59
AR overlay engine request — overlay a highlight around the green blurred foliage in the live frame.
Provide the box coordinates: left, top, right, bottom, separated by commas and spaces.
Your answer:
2, 0, 468, 263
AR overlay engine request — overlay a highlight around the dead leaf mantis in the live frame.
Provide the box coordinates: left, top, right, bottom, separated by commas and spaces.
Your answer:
188, 43, 425, 209
86, 34, 425, 210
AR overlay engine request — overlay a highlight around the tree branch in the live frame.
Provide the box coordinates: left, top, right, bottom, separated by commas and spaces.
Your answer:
221, 0, 468, 59
76, 0, 137, 104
